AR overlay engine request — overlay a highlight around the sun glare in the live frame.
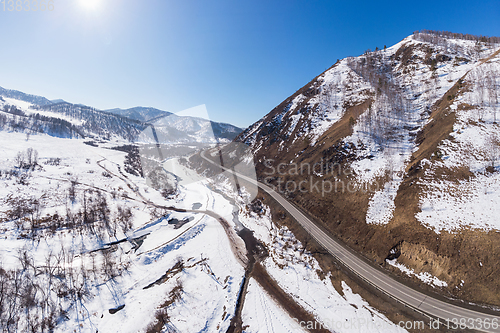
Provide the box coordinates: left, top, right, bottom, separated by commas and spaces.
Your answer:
79, 0, 101, 11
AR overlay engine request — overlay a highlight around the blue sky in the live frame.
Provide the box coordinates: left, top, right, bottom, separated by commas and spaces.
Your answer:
0, 0, 499, 127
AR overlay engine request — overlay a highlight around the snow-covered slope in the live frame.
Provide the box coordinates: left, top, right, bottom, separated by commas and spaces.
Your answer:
0, 92, 242, 144
105, 106, 173, 122
0, 131, 247, 332
237, 31, 500, 304
0, 85, 53, 106
415, 54, 500, 232
0, 130, 408, 332
139, 111, 243, 145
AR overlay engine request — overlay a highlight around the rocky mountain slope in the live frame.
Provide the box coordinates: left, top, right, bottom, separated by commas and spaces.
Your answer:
238, 30, 500, 306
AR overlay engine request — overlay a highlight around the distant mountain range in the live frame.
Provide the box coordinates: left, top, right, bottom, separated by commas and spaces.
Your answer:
105, 106, 172, 122
0, 86, 243, 144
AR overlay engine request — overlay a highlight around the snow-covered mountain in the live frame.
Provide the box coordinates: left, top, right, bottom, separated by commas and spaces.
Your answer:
105, 106, 173, 122
0, 90, 243, 144
107, 106, 243, 143
238, 30, 500, 306
0, 86, 53, 106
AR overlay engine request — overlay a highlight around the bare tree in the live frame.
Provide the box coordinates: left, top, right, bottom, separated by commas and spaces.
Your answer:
102, 249, 117, 279
28, 197, 42, 239
116, 206, 133, 234
15, 151, 25, 169
26, 148, 34, 167
33, 150, 38, 168
486, 133, 500, 169
486, 65, 498, 123
68, 180, 77, 203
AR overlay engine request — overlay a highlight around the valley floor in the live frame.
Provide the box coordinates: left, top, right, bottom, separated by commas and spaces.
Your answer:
0, 131, 407, 332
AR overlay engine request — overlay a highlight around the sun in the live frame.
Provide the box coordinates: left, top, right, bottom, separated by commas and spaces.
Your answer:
79, 0, 101, 11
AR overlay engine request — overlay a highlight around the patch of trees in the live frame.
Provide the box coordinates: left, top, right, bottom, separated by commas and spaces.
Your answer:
412, 30, 498, 60
0, 101, 148, 141
30, 113, 84, 138
2, 104, 26, 116
0, 250, 60, 332
5, 184, 134, 243
0, 239, 130, 332
467, 64, 499, 123
110, 145, 144, 177
0, 105, 84, 138
73, 188, 135, 240
486, 134, 500, 171
0, 245, 89, 332
15, 148, 39, 171
0, 113, 7, 128
34, 103, 146, 141
6, 195, 43, 237
45, 157, 61, 166
346, 51, 411, 146
414, 29, 500, 45
116, 206, 133, 234
146, 166, 177, 198
145, 279, 184, 333
66, 187, 112, 238
111, 145, 144, 177
125, 147, 143, 177
0, 148, 41, 186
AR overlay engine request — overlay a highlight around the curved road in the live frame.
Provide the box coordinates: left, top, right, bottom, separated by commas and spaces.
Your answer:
201, 150, 500, 333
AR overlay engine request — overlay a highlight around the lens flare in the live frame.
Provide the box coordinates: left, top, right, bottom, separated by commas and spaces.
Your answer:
79, 0, 101, 11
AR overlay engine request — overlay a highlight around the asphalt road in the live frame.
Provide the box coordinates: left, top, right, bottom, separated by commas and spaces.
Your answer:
200, 150, 500, 333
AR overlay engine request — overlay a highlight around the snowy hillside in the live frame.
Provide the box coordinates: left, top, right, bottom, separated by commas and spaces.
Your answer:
415, 54, 500, 232
105, 106, 173, 122
0, 130, 407, 332
0, 86, 53, 106
0, 131, 245, 332
107, 106, 243, 143
0, 91, 242, 144
141, 111, 243, 145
